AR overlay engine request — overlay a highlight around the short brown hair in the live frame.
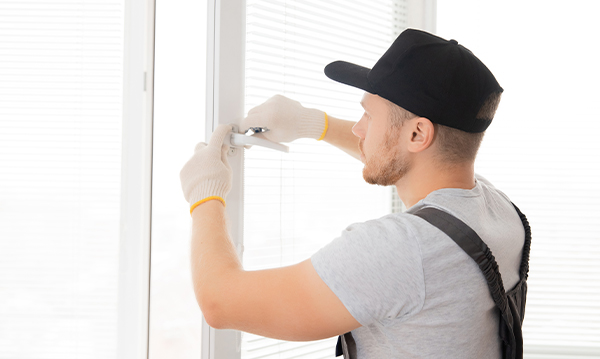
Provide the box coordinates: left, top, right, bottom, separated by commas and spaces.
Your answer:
433, 125, 485, 163
387, 92, 502, 163
433, 92, 502, 163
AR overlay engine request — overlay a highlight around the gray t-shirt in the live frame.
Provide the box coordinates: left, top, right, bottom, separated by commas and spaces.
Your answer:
311, 175, 524, 358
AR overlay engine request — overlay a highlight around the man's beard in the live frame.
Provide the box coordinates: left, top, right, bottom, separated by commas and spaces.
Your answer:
359, 130, 410, 186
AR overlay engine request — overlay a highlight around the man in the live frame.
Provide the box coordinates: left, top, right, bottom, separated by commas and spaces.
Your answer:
180, 29, 525, 358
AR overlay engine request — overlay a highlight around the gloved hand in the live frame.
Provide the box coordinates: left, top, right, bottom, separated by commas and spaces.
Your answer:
240, 95, 328, 143
180, 124, 233, 214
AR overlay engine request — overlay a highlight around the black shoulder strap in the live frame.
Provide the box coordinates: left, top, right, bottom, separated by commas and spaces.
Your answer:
412, 207, 512, 322
511, 204, 531, 284
335, 332, 356, 358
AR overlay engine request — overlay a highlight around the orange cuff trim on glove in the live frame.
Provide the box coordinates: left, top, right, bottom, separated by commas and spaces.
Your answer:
317, 112, 329, 141
190, 196, 226, 215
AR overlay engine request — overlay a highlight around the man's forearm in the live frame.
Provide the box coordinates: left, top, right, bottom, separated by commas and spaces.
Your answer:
323, 116, 360, 159
190, 200, 242, 316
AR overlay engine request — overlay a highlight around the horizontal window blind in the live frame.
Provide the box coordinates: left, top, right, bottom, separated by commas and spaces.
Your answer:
0, 1, 124, 358
242, 0, 406, 357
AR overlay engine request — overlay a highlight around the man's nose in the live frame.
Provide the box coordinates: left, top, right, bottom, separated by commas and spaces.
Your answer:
352, 117, 366, 139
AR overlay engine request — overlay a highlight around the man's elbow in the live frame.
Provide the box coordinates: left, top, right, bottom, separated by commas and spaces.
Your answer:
193, 282, 231, 330
200, 300, 227, 329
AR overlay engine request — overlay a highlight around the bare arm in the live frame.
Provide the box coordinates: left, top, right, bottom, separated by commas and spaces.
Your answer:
191, 201, 361, 340
323, 116, 360, 160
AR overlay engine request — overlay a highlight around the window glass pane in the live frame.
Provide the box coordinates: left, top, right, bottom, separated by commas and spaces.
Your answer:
437, 0, 600, 355
241, 0, 407, 357
0, 1, 124, 357
148, 0, 207, 357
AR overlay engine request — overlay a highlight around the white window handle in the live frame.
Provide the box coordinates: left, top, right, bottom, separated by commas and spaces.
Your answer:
223, 124, 289, 153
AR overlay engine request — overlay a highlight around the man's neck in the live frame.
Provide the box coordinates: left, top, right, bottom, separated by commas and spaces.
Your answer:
395, 161, 475, 209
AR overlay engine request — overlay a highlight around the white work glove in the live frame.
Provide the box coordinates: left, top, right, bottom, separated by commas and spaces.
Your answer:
180, 124, 233, 213
240, 95, 328, 143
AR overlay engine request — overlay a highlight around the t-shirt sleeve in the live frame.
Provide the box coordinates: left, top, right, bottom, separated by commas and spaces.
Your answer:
310, 216, 425, 326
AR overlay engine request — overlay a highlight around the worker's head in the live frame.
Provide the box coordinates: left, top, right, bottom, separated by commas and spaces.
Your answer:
325, 28, 503, 185
352, 92, 501, 185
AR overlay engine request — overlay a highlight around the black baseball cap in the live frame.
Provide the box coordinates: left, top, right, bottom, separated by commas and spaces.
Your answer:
324, 29, 503, 133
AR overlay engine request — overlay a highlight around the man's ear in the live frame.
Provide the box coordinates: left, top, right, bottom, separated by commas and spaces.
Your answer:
406, 117, 435, 153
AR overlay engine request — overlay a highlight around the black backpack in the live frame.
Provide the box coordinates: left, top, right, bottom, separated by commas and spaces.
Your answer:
336, 204, 531, 359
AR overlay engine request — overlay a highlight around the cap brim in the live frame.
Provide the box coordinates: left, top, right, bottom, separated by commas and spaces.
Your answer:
324, 61, 375, 93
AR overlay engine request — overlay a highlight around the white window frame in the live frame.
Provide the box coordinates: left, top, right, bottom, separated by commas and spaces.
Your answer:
202, 0, 435, 357
117, 0, 156, 358
203, 0, 246, 357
